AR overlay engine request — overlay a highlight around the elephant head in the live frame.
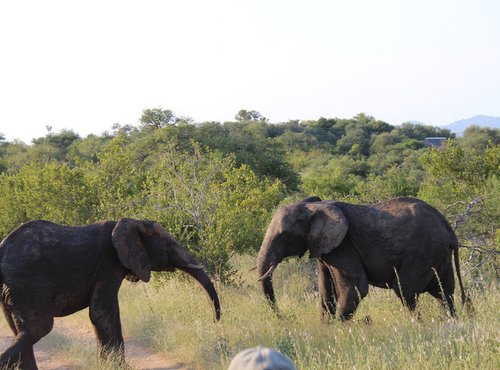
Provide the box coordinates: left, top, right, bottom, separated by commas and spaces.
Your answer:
257, 198, 348, 306
112, 218, 221, 321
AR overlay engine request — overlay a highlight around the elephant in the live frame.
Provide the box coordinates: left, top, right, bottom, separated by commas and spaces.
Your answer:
0, 218, 221, 369
257, 196, 469, 321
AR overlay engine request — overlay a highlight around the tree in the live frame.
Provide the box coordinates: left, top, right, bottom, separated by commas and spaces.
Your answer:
66, 134, 111, 163
234, 109, 267, 122
355, 165, 422, 203
369, 132, 425, 174
420, 141, 499, 196
419, 141, 499, 284
191, 120, 299, 190
336, 124, 370, 156
300, 154, 368, 199
460, 125, 500, 152
419, 141, 499, 234
0, 162, 97, 237
397, 122, 454, 140
85, 134, 145, 220
1, 130, 93, 171
32, 129, 80, 151
140, 143, 283, 281
140, 107, 176, 129
0, 133, 7, 173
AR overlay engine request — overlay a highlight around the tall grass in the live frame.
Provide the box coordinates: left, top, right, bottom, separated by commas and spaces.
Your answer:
1, 255, 498, 369
118, 255, 499, 370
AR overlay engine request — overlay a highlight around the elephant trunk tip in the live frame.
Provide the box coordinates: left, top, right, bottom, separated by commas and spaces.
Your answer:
259, 274, 277, 308
179, 265, 222, 323
214, 306, 222, 322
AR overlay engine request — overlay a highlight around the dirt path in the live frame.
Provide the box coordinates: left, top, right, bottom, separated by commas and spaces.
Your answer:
0, 316, 192, 370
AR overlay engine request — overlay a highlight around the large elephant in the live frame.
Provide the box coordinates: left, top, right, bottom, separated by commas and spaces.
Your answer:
0, 218, 221, 370
257, 196, 469, 321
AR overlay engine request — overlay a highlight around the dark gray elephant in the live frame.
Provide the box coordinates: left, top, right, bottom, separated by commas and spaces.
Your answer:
0, 218, 221, 370
257, 196, 469, 321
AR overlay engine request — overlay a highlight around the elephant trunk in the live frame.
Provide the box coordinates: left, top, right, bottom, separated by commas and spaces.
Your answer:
259, 273, 276, 307
179, 265, 221, 322
257, 240, 285, 308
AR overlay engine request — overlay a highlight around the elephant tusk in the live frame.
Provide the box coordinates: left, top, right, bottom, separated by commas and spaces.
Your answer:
257, 265, 276, 281
184, 263, 204, 270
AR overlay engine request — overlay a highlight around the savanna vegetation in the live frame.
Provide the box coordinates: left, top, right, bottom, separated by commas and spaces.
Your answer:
0, 109, 498, 369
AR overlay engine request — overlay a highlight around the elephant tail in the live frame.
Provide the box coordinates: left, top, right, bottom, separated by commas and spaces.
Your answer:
453, 241, 474, 314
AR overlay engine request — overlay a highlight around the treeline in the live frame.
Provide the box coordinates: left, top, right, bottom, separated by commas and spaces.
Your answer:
0, 109, 498, 281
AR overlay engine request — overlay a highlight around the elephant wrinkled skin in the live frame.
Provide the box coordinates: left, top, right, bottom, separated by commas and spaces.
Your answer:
257, 196, 469, 321
0, 218, 221, 370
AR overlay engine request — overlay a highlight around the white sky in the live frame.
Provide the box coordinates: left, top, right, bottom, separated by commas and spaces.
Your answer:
1, 0, 499, 143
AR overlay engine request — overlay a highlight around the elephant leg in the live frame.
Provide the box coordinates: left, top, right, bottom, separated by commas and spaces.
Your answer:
391, 277, 418, 313
318, 260, 336, 322
323, 248, 368, 322
0, 287, 54, 370
89, 281, 125, 362
330, 268, 368, 321
0, 335, 39, 370
0, 308, 53, 370
427, 261, 457, 317
428, 289, 456, 317
391, 263, 434, 314
1, 303, 18, 335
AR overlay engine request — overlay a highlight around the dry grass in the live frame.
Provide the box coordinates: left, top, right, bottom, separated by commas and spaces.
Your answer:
118, 255, 499, 370
1, 254, 498, 369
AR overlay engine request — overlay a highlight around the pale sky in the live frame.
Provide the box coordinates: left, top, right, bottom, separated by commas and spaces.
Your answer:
1, 0, 499, 143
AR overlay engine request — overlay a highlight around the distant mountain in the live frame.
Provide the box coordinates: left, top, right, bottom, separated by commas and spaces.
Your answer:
442, 115, 500, 136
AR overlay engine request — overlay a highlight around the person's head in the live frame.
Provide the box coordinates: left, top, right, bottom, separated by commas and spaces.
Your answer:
228, 347, 296, 370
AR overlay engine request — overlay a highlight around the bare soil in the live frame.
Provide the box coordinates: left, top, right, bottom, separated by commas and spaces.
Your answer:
0, 316, 192, 370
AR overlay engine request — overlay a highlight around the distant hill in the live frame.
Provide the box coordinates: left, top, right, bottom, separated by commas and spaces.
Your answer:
442, 115, 500, 136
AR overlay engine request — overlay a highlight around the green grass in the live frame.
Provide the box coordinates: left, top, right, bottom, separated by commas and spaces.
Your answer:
117, 255, 499, 369
1, 255, 498, 369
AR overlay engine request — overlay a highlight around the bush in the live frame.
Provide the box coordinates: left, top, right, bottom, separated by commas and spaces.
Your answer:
0, 162, 97, 237
139, 143, 284, 281
419, 141, 499, 286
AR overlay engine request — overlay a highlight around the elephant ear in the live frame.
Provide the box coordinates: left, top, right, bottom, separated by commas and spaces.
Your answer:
306, 203, 348, 258
111, 218, 152, 282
